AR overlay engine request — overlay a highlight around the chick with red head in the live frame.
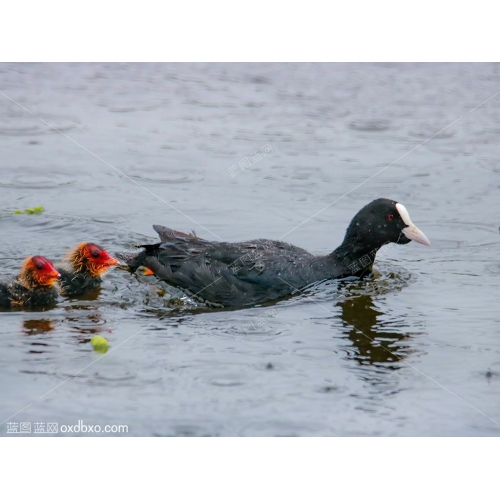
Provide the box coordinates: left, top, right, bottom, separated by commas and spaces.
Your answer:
0, 256, 60, 308
58, 242, 118, 297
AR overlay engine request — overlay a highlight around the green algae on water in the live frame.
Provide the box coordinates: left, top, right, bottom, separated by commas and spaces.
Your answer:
12, 206, 45, 215
90, 335, 110, 353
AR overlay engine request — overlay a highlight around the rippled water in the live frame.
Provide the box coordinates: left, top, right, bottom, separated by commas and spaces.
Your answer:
1, 63, 499, 436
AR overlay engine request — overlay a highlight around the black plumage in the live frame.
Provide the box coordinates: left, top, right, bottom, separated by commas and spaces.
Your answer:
121, 199, 430, 307
57, 269, 103, 298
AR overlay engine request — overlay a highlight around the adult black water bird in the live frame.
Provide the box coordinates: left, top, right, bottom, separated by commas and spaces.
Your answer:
120, 198, 430, 307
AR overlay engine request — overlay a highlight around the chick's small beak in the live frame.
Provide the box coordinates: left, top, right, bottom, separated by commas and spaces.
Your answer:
100, 250, 119, 267
47, 268, 60, 280
107, 257, 119, 266
44, 268, 60, 285
140, 267, 155, 276
402, 224, 431, 246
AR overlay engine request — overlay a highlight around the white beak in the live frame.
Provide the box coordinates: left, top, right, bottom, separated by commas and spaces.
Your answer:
402, 224, 431, 246
396, 203, 431, 246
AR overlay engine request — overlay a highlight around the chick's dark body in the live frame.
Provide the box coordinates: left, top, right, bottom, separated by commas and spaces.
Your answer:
58, 268, 102, 297
0, 280, 58, 308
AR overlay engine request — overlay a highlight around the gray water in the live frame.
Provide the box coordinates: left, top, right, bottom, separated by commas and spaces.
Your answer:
1, 62, 499, 436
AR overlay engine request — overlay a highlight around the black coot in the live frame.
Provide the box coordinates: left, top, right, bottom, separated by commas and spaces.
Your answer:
121, 198, 430, 307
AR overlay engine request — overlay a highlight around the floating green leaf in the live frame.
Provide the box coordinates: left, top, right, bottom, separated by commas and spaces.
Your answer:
90, 335, 109, 353
12, 206, 45, 215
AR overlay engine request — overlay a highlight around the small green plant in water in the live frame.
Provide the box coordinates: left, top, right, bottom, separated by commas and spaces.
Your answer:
12, 206, 45, 215
90, 335, 109, 353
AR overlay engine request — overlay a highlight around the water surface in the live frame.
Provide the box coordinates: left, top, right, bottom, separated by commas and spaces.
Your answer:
1, 63, 499, 436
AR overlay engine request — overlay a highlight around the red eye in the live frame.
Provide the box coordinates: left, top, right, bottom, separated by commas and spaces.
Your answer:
387, 214, 394, 221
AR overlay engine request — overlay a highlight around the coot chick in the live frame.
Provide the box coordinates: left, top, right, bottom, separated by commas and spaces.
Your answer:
121, 198, 430, 307
0, 256, 60, 308
58, 243, 118, 297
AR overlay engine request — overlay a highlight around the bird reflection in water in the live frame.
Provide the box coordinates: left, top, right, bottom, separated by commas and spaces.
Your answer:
337, 291, 413, 368
23, 319, 56, 355
23, 318, 55, 335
